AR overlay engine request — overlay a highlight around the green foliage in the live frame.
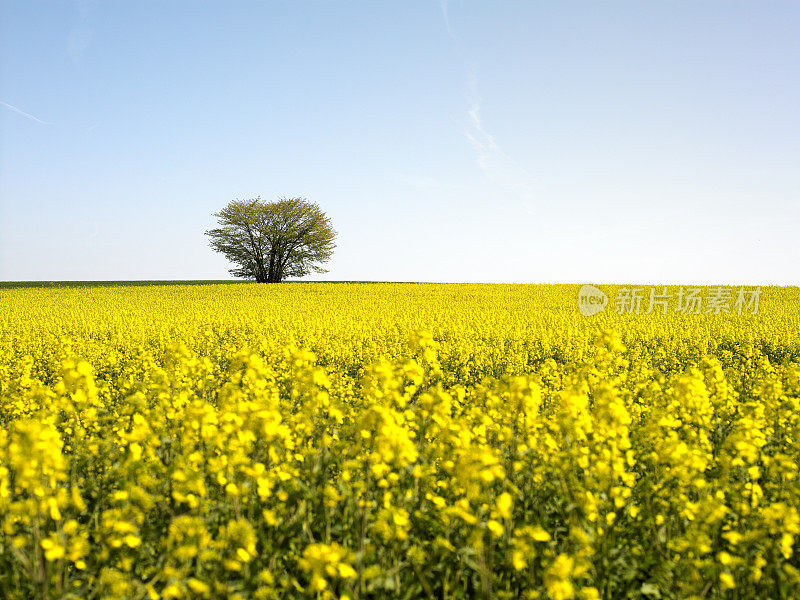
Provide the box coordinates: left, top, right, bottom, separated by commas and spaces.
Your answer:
205, 197, 336, 282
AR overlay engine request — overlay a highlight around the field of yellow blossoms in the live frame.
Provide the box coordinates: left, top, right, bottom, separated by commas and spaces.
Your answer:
1, 282, 799, 600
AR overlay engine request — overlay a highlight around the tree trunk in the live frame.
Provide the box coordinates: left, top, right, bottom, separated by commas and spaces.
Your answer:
267, 249, 276, 282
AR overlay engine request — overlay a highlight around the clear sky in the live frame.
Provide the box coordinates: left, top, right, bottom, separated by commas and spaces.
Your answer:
1, 1, 798, 284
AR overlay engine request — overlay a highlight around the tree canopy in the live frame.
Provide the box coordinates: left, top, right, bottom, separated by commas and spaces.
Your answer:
206, 197, 336, 283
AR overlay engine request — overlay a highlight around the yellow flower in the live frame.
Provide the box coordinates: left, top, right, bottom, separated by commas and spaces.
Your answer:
236, 548, 251, 562
720, 572, 735, 590
487, 519, 504, 537
531, 526, 551, 542
496, 492, 513, 520
41, 537, 65, 561
338, 563, 357, 578
187, 579, 210, 595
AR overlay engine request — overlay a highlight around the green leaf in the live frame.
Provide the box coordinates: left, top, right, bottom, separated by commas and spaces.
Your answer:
640, 582, 662, 598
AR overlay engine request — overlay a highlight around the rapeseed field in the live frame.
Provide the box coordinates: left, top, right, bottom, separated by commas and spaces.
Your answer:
1, 283, 799, 599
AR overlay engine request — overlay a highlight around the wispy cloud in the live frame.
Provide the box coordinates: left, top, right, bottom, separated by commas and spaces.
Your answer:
463, 72, 498, 170
440, 0, 456, 40
462, 72, 537, 210
439, 0, 536, 210
438, 2, 537, 211
0, 101, 50, 125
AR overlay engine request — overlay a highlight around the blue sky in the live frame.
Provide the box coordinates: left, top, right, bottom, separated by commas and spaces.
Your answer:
1, 1, 798, 283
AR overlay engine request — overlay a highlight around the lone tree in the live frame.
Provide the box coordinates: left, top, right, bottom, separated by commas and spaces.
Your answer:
206, 197, 336, 283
